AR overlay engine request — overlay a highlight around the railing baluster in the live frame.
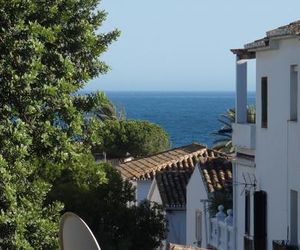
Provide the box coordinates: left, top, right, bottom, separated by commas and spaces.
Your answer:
208, 206, 235, 250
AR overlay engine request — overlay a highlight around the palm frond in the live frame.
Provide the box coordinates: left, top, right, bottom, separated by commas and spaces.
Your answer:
211, 106, 256, 152
212, 138, 231, 145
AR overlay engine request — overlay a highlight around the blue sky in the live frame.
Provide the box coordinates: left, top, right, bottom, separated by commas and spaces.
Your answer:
85, 0, 300, 92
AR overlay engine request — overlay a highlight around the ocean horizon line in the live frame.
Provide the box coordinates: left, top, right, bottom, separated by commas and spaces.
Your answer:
80, 90, 256, 93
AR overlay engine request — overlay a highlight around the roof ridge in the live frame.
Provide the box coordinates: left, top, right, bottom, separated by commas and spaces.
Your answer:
121, 142, 207, 163
117, 143, 230, 180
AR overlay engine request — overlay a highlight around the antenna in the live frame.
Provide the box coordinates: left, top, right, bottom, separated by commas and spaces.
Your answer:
230, 173, 257, 196
59, 212, 101, 250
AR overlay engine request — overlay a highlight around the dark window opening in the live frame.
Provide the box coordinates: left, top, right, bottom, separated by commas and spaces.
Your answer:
254, 191, 267, 250
261, 77, 268, 128
245, 190, 251, 235
290, 190, 298, 245
290, 65, 298, 121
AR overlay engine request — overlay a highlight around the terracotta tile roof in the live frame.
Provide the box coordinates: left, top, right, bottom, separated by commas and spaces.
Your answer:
199, 157, 232, 193
167, 243, 209, 250
116, 143, 226, 180
231, 20, 300, 56
155, 169, 193, 208
266, 20, 300, 38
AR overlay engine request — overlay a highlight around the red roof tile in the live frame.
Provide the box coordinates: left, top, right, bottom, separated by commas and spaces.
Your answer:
116, 143, 227, 180
167, 243, 209, 250
155, 169, 193, 208
199, 158, 232, 193
232, 20, 300, 56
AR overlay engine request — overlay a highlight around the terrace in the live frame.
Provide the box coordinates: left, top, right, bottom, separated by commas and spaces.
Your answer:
231, 49, 256, 154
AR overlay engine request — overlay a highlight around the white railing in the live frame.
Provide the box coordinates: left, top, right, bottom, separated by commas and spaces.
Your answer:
209, 205, 235, 250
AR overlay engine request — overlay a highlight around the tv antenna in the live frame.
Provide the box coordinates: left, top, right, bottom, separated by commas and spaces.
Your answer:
231, 173, 257, 195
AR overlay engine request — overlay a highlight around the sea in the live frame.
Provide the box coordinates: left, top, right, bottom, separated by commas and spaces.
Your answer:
106, 91, 255, 148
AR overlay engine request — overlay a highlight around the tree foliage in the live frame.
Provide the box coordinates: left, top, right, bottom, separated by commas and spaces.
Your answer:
92, 119, 170, 158
48, 162, 167, 250
0, 0, 119, 248
0, 1, 168, 249
75, 91, 118, 121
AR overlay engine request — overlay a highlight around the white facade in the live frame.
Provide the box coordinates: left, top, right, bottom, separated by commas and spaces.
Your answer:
186, 166, 209, 248
136, 179, 152, 203
147, 178, 162, 204
166, 211, 187, 245
186, 163, 234, 250
233, 35, 300, 250
256, 37, 300, 249
233, 158, 256, 250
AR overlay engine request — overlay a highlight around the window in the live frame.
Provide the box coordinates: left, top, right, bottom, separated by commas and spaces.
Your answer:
290, 190, 298, 245
290, 65, 298, 121
245, 190, 251, 235
261, 77, 268, 128
254, 191, 267, 250
195, 210, 202, 245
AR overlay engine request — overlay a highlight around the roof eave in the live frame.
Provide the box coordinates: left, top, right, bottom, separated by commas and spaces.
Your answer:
230, 49, 256, 60
166, 206, 186, 211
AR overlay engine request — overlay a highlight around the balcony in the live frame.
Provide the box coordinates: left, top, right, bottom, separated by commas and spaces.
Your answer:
232, 123, 256, 150
209, 206, 235, 250
231, 53, 256, 152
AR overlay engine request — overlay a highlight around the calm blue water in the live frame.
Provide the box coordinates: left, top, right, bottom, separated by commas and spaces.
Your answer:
106, 91, 255, 148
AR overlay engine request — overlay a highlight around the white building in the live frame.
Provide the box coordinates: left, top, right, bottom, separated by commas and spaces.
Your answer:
186, 157, 232, 249
232, 20, 300, 250
117, 143, 215, 203
117, 143, 228, 248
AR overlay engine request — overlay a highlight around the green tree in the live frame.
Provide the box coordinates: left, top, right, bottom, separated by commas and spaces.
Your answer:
75, 91, 118, 121
212, 106, 255, 153
93, 119, 170, 158
0, 0, 119, 248
123, 120, 170, 157
48, 162, 167, 250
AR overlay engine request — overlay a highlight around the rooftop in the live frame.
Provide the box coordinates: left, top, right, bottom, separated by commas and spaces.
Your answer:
155, 169, 193, 208
151, 148, 231, 209
199, 157, 232, 193
231, 20, 300, 58
116, 143, 227, 180
167, 243, 208, 250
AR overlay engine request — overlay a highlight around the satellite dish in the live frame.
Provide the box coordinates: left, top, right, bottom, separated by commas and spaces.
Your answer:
59, 212, 101, 250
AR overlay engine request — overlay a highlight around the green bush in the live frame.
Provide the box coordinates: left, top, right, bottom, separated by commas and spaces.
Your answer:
93, 120, 170, 158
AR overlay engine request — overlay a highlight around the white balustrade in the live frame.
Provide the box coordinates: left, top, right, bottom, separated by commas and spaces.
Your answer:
208, 206, 235, 250
210, 218, 218, 247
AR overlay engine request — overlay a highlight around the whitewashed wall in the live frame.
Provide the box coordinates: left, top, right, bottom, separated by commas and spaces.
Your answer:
136, 179, 153, 203
233, 161, 255, 250
166, 210, 186, 245
147, 178, 162, 204
253, 37, 300, 250
186, 167, 209, 248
